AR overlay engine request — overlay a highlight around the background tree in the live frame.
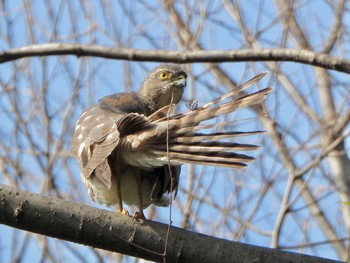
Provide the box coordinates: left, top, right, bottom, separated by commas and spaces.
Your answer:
0, 0, 349, 262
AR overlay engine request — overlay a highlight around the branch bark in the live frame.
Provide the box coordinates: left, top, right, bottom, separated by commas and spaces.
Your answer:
0, 184, 341, 263
1, 43, 350, 74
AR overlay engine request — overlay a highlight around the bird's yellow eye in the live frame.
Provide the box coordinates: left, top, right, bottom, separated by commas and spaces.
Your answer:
158, 71, 170, 80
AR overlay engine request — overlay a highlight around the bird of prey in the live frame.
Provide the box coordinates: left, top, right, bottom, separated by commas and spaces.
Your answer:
72, 64, 271, 219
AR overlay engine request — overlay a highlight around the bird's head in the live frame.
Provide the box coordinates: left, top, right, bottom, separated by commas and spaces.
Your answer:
138, 64, 187, 111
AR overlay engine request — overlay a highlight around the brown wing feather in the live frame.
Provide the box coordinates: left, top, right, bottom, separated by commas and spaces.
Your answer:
120, 82, 271, 169
72, 96, 158, 189
72, 105, 121, 188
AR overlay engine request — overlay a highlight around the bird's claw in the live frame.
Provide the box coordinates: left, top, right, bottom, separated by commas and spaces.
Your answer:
133, 211, 146, 220
119, 208, 129, 216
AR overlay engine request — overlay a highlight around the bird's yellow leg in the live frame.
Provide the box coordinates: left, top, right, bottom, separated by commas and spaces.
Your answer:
116, 174, 128, 216
134, 175, 145, 219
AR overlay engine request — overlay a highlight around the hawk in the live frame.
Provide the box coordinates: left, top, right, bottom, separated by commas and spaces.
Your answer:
72, 64, 271, 218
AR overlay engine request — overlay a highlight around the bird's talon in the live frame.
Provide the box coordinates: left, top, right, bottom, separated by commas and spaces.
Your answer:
133, 211, 146, 220
119, 209, 129, 216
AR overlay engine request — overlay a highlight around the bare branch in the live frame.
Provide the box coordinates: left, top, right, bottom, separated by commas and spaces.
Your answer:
0, 184, 342, 263
0, 44, 349, 73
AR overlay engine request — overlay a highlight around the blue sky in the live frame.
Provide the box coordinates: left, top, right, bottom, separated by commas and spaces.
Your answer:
0, 1, 349, 262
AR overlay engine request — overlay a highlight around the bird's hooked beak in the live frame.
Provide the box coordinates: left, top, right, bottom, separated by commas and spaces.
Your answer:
173, 74, 186, 88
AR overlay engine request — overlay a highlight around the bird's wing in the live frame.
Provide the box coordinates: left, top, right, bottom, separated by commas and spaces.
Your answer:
149, 87, 272, 168
72, 92, 156, 189
72, 105, 122, 188
122, 77, 272, 169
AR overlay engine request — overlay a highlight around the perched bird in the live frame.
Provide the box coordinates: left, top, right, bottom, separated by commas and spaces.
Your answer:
72, 64, 271, 219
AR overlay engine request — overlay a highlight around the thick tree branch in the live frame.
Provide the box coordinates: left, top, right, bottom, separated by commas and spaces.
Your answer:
1, 43, 350, 74
0, 184, 341, 263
